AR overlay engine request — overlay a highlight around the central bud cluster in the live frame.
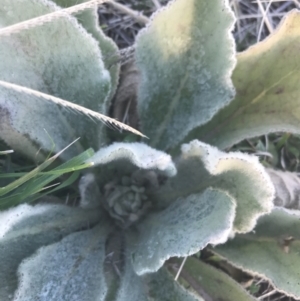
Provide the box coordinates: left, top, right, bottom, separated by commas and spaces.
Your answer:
103, 170, 158, 227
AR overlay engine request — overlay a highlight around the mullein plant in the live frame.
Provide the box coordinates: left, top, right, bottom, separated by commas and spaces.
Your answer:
1, 0, 300, 300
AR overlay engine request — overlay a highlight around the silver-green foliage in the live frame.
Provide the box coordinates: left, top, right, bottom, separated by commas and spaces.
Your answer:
1, 0, 299, 300
215, 208, 300, 299
136, 0, 236, 150
0, 0, 115, 161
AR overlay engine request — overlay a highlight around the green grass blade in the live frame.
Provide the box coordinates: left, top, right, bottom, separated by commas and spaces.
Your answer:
0, 147, 94, 209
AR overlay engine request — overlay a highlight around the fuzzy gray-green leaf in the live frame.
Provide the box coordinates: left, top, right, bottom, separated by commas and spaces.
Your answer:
116, 254, 203, 301
0, 82, 82, 161
14, 223, 110, 301
145, 268, 204, 301
115, 253, 148, 301
87, 142, 177, 177
154, 140, 275, 233
167, 257, 256, 301
183, 10, 300, 150
130, 188, 235, 275
135, 0, 236, 150
51, 0, 120, 101
0, 0, 111, 158
214, 208, 300, 299
0, 202, 102, 301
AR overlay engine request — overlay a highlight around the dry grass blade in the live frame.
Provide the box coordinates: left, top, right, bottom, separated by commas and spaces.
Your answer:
108, 1, 149, 24
0, 138, 80, 196
151, 0, 162, 9
257, 0, 274, 32
0, 150, 13, 155
0, 0, 110, 36
257, 0, 274, 41
230, 0, 297, 49
0, 80, 147, 138
257, 289, 277, 300
294, 0, 300, 8
174, 256, 187, 281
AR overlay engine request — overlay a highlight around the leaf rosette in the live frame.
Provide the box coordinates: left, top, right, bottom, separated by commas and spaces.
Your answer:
0, 0, 279, 300
0, 139, 274, 300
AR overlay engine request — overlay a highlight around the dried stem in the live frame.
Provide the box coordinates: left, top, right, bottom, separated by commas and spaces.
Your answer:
108, 1, 149, 24
174, 256, 187, 281
151, 0, 162, 9
257, 0, 274, 42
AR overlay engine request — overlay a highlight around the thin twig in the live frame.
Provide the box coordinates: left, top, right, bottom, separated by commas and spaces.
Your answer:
151, 0, 162, 9
257, 0, 274, 42
272, 293, 290, 301
108, 1, 149, 24
122, 99, 132, 124
174, 257, 187, 281
257, 289, 277, 300
237, 12, 287, 19
252, 0, 294, 2
232, 0, 242, 42
293, 0, 300, 8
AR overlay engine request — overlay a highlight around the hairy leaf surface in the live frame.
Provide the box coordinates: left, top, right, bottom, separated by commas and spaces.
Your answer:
0, 82, 82, 161
52, 0, 120, 101
168, 257, 256, 301
116, 255, 203, 301
87, 142, 177, 177
135, 0, 235, 150
14, 223, 110, 301
145, 268, 203, 301
215, 208, 300, 299
114, 254, 148, 301
154, 140, 274, 233
0, 0, 111, 158
183, 10, 300, 150
130, 188, 235, 275
114, 256, 204, 301
0, 202, 102, 300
